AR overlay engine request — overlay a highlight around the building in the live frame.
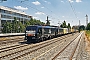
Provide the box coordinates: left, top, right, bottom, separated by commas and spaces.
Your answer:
0, 6, 32, 28
85, 14, 88, 26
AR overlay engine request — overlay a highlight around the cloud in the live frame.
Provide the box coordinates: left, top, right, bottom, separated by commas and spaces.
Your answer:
44, 0, 51, 4
35, 12, 45, 15
77, 12, 81, 13
14, 6, 28, 10
68, 0, 82, 3
32, 1, 41, 5
33, 16, 38, 19
41, 7, 44, 8
76, 0, 82, 3
61, 1, 64, 3
62, 16, 65, 18
68, 0, 74, 3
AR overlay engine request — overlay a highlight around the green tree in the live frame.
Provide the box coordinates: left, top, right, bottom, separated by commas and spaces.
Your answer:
19, 22, 25, 33
79, 25, 85, 30
28, 18, 45, 25
86, 23, 90, 30
2, 22, 7, 33
67, 23, 71, 29
29, 18, 34, 25
2, 22, 12, 33
25, 20, 30, 27
60, 20, 67, 28
2, 17, 45, 33
60, 24, 63, 27
12, 17, 17, 33
12, 17, 25, 33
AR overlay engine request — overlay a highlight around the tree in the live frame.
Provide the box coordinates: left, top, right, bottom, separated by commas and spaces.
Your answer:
19, 22, 25, 33
2, 22, 12, 33
12, 17, 25, 33
28, 18, 45, 25
25, 20, 30, 27
60, 24, 63, 27
72, 26, 79, 30
67, 23, 71, 29
60, 20, 67, 28
79, 25, 85, 30
12, 17, 18, 33
1, 17, 45, 33
29, 18, 35, 25
86, 23, 90, 30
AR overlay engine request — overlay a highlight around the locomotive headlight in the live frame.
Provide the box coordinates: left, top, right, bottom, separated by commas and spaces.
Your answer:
26, 30, 35, 36
26, 31, 35, 33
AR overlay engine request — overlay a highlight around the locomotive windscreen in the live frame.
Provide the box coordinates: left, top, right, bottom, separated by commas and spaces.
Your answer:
25, 26, 37, 35
26, 26, 37, 31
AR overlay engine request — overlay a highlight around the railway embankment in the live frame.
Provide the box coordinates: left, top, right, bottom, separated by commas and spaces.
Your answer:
85, 30, 90, 55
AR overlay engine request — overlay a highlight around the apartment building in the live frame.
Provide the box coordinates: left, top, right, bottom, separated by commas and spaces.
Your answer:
0, 6, 32, 27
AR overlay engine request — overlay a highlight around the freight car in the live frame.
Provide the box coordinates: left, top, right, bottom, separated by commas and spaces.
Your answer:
25, 25, 76, 42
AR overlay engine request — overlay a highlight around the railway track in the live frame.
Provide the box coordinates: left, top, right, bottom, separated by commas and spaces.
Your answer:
0, 37, 24, 45
0, 34, 69, 51
0, 36, 24, 48
32, 32, 83, 60
52, 32, 83, 60
0, 33, 76, 60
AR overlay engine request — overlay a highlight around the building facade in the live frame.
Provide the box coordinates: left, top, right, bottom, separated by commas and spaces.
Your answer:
0, 6, 32, 28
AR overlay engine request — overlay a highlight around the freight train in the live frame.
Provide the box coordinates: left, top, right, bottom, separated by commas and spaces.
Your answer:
25, 25, 76, 42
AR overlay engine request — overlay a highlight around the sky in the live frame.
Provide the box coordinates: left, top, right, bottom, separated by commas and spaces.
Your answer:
0, 0, 89, 26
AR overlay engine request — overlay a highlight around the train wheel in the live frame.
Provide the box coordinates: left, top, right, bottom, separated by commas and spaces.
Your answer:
48, 36, 51, 39
40, 37, 43, 42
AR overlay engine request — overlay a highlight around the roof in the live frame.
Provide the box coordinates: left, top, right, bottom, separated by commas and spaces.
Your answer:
27, 25, 56, 29
0, 6, 32, 16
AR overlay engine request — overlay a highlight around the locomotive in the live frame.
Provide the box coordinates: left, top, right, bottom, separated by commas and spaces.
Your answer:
25, 25, 75, 42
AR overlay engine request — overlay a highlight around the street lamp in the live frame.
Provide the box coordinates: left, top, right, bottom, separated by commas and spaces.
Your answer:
17, 20, 20, 33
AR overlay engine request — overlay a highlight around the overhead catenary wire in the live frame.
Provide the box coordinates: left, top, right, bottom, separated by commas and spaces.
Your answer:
16, 0, 78, 21
36, 0, 60, 20
68, 1, 78, 19
17, 0, 61, 22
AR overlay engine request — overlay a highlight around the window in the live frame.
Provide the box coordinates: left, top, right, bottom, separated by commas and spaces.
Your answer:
38, 28, 42, 34
44, 28, 49, 34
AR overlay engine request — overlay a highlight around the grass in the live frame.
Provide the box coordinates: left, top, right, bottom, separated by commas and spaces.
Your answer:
85, 30, 90, 42
85, 30, 90, 36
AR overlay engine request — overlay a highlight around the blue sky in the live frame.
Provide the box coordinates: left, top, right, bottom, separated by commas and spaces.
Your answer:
0, 0, 89, 26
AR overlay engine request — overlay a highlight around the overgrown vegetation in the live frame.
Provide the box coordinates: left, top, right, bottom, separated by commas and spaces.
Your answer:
85, 30, 90, 42
86, 23, 90, 30
85, 23, 90, 42
86, 30, 90, 36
